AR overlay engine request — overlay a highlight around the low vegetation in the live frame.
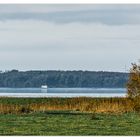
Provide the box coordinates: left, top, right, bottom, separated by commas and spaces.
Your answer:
0, 97, 139, 114
2, 97, 140, 135
0, 110, 140, 135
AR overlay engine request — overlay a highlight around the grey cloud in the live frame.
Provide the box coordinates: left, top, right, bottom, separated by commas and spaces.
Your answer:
0, 5, 140, 25
0, 5, 140, 71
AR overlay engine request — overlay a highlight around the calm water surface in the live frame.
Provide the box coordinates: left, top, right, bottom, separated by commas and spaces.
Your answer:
0, 88, 126, 98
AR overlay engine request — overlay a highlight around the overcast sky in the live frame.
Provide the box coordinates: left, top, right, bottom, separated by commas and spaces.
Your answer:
0, 4, 140, 72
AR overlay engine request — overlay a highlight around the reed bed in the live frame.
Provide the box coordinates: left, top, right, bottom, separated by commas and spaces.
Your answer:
27, 98, 135, 113
0, 97, 139, 114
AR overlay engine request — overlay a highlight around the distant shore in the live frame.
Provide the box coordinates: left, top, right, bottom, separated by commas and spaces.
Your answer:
0, 70, 128, 88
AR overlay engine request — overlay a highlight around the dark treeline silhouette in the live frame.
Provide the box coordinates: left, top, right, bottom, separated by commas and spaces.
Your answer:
0, 70, 128, 88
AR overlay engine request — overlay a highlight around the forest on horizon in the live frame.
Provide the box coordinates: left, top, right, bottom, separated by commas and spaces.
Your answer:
0, 70, 128, 88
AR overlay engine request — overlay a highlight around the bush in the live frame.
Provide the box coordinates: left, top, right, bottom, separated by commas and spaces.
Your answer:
19, 106, 33, 113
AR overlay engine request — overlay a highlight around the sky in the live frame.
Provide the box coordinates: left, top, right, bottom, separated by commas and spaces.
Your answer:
0, 4, 140, 72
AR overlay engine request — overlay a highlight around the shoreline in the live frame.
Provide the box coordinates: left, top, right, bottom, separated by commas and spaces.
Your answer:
0, 93, 126, 98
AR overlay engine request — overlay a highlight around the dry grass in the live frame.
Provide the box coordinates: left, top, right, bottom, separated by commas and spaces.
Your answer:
0, 97, 138, 114
28, 98, 135, 114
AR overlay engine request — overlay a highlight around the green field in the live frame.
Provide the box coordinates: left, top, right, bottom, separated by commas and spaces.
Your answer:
0, 97, 139, 135
0, 111, 140, 135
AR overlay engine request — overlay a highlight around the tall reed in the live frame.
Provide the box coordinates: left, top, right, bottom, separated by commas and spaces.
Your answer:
0, 97, 137, 114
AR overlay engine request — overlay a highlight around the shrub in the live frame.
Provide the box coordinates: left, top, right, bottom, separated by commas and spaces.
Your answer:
19, 106, 33, 113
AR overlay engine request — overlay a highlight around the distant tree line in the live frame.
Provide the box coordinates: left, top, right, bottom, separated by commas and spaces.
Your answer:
0, 70, 128, 88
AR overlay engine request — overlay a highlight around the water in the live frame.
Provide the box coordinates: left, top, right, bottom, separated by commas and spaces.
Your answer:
0, 88, 126, 98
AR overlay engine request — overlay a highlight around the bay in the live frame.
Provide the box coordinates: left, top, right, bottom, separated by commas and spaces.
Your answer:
0, 88, 126, 98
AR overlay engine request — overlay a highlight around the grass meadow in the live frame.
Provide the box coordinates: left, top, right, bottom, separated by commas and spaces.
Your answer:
0, 97, 140, 135
0, 111, 140, 135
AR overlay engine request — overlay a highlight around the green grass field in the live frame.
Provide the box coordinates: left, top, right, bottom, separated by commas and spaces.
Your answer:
0, 111, 140, 135
0, 97, 139, 135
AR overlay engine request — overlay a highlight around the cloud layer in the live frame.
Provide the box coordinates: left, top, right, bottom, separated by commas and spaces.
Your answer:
0, 4, 140, 25
0, 4, 140, 71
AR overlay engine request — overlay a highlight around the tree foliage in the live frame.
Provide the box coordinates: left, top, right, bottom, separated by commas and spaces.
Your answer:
0, 70, 128, 88
127, 63, 140, 98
